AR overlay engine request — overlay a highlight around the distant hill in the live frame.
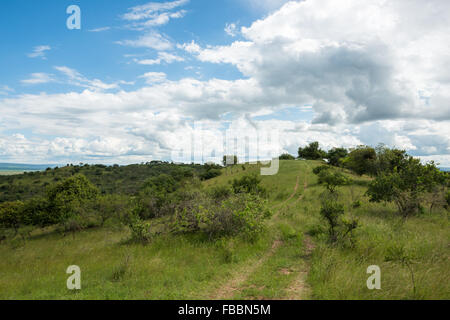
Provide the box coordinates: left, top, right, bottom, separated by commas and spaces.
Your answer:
0, 162, 221, 202
0, 163, 56, 172
439, 167, 450, 172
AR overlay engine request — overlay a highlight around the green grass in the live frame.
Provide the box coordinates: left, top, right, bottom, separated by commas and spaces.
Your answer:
0, 160, 448, 299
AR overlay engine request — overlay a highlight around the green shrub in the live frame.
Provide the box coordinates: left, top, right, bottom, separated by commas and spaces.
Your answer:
173, 193, 272, 241
46, 174, 99, 224
298, 142, 327, 160
312, 165, 331, 175
279, 153, 296, 160
0, 201, 24, 233
316, 170, 350, 193
127, 214, 154, 244
209, 185, 232, 201
232, 174, 267, 197
320, 197, 345, 242
366, 158, 446, 216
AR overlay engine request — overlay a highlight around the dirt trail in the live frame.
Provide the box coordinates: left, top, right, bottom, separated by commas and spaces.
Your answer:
213, 171, 303, 300
282, 235, 315, 300
213, 240, 283, 300
213, 167, 313, 300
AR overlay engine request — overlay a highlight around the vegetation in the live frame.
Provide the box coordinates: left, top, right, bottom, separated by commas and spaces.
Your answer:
279, 153, 296, 160
298, 142, 327, 160
0, 144, 448, 300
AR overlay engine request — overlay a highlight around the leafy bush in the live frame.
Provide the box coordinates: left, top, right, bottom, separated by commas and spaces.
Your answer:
279, 153, 296, 160
344, 146, 376, 176
312, 165, 331, 175
232, 174, 267, 197
199, 168, 222, 180
366, 158, 446, 216
326, 147, 348, 167
315, 169, 350, 193
46, 174, 99, 223
298, 141, 327, 160
445, 190, 450, 209
173, 193, 272, 241
126, 214, 154, 244
0, 201, 24, 233
209, 185, 232, 201
320, 197, 345, 242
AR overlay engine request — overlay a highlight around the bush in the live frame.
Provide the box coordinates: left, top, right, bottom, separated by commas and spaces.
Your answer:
279, 153, 295, 160
327, 148, 348, 167
199, 168, 222, 180
313, 165, 331, 175
315, 169, 350, 193
46, 174, 99, 224
344, 146, 376, 176
209, 185, 232, 201
366, 157, 446, 216
232, 174, 267, 197
320, 197, 345, 242
298, 142, 327, 160
445, 191, 450, 209
0, 201, 24, 234
173, 193, 272, 241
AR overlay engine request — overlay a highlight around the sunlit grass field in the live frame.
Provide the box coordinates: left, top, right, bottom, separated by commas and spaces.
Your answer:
0, 160, 448, 299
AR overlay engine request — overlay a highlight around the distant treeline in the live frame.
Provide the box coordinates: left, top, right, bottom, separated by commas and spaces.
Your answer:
0, 161, 222, 203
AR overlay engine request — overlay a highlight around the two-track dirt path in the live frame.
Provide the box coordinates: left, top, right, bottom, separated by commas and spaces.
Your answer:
212, 168, 314, 300
213, 239, 283, 300
282, 235, 315, 300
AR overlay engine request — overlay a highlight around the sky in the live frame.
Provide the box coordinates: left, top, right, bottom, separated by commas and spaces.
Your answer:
0, 0, 449, 166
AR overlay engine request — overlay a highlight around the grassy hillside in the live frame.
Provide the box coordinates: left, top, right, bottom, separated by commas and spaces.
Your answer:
0, 160, 448, 299
0, 162, 218, 202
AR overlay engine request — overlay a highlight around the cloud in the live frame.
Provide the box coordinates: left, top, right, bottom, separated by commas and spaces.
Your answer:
0, 85, 14, 95
88, 27, 111, 32
139, 72, 167, 84
244, 0, 291, 12
21, 73, 54, 85
117, 31, 173, 50
134, 52, 184, 65
2, 0, 450, 165
54, 66, 120, 91
122, 0, 188, 29
27, 45, 51, 59
184, 0, 450, 124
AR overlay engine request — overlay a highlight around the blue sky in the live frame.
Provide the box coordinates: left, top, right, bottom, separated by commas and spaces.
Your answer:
0, 0, 260, 93
0, 0, 449, 166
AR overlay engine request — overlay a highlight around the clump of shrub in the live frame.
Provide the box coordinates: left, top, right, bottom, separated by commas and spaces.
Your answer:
366, 158, 446, 217
279, 153, 296, 160
232, 174, 267, 197
124, 213, 154, 244
173, 192, 272, 241
0, 201, 24, 235
209, 185, 232, 201
313, 166, 350, 193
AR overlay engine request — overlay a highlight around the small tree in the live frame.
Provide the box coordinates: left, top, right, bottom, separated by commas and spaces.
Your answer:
279, 153, 295, 160
320, 198, 345, 242
232, 174, 266, 196
0, 201, 24, 234
46, 174, 99, 224
298, 142, 327, 160
326, 147, 348, 167
314, 167, 350, 193
344, 146, 376, 176
366, 157, 446, 217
